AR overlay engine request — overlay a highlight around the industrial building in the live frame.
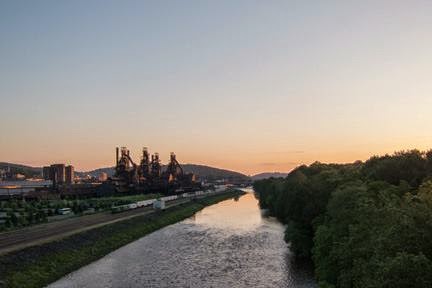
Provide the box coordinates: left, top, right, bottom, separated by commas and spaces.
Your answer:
42, 166, 51, 181
110, 147, 199, 194
65, 165, 74, 184
43, 164, 74, 187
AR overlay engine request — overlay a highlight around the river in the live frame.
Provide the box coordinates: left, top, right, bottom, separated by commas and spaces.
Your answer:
48, 189, 317, 288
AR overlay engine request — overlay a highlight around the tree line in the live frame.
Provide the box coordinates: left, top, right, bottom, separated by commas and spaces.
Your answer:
253, 150, 432, 288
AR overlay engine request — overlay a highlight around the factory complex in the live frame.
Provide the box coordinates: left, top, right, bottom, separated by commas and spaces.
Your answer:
1, 147, 203, 200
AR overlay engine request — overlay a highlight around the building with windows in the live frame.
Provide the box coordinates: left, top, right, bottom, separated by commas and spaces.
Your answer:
43, 164, 74, 187
51, 164, 65, 186
65, 165, 74, 184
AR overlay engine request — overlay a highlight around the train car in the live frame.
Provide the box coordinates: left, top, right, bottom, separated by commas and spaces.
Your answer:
136, 199, 155, 207
160, 195, 178, 202
128, 203, 137, 209
111, 198, 157, 213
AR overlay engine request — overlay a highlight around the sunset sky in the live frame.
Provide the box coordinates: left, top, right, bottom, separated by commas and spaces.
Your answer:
1, 1, 432, 175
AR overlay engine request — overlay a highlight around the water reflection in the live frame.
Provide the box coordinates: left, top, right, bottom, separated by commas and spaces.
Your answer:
186, 192, 262, 232
48, 190, 316, 288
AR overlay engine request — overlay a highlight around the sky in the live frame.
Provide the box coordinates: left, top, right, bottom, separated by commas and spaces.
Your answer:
1, 0, 432, 175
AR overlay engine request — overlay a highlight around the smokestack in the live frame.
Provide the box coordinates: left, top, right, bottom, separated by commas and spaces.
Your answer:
116, 147, 119, 167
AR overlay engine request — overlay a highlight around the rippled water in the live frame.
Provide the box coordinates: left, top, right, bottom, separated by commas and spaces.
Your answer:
48, 190, 317, 288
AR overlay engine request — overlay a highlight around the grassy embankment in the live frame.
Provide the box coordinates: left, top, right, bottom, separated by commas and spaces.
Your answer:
0, 189, 244, 288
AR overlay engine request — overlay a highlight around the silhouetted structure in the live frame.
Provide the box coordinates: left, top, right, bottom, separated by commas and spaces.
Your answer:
43, 164, 74, 187
65, 165, 74, 184
42, 166, 51, 180
111, 146, 199, 194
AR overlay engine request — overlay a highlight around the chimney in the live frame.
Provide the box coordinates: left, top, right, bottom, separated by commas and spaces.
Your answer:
116, 147, 119, 167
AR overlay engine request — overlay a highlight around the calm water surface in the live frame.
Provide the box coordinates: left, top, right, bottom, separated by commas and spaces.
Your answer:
48, 189, 317, 288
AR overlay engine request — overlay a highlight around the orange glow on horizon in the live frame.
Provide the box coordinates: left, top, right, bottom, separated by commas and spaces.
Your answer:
4, 138, 432, 176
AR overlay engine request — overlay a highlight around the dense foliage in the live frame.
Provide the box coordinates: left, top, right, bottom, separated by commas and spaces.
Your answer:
253, 150, 432, 288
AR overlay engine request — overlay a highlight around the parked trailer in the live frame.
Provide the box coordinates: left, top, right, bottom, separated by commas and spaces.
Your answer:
57, 208, 72, 215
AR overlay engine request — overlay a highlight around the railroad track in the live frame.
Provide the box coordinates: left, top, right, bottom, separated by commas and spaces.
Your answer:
0, 198, 191, 255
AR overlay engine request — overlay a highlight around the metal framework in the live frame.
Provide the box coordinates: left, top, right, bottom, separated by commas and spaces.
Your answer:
111, 146, 199, 194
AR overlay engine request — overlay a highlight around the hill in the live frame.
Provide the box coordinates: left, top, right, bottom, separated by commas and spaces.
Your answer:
78, 164, 250, 182
1, 162, 250, 182
251, 172, 288, 181
75, 167, 115, 178
180, 164, 249, 182
0, 162, 42, 178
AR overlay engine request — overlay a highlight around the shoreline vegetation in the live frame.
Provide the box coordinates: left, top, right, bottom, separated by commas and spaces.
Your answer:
254, 150, 432, 288
0, 189, 244, 288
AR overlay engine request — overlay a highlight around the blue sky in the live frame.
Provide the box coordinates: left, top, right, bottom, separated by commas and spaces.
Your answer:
1, 1, 432, 174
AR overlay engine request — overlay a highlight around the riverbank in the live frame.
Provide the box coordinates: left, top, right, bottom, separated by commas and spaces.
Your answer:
0, 189, 244, 288
254, 150, 432, 288
48, 190, 316, 288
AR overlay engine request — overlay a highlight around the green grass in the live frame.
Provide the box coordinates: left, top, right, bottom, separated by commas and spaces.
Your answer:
0, 190, 244, 288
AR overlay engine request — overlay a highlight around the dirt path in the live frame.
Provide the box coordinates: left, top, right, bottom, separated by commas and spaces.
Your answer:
0, 198, 190, 255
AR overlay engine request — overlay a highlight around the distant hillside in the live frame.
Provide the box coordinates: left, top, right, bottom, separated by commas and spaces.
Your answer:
0, 162, 42, 178
1, 162, 250, 182
252, 172, 288, 181
180, 164, 249, 182
75, 167, 115, 178
78, 164, 249, 182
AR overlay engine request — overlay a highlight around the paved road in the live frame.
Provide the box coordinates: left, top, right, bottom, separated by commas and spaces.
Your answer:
0, 198, 191, 255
